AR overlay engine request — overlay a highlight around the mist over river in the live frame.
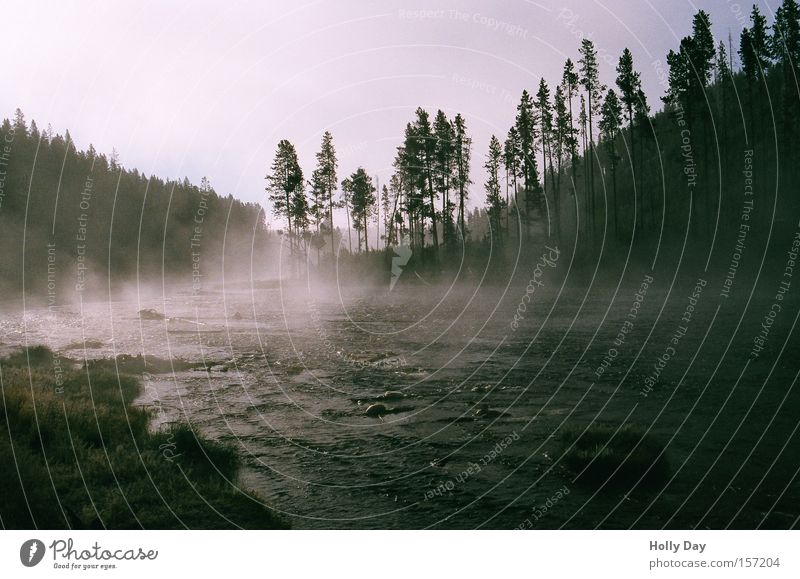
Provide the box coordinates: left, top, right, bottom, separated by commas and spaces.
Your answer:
2, 273, 798, 529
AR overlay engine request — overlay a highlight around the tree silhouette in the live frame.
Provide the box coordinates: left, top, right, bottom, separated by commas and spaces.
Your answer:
579, 39, 605, 242
552, 84, 576, 242
484, 135, 505, 245
413, 108, 439, 255
504, 125, 522, 237
599, 89, 623, 238
433, 110, 456, 248
515, 90, 541, 229
343, 167, 376, 253
616, 48, 644, 231
311, 131, 338, 256
453, 113, 472, 243
266, 139, 304, 256
689, 10, 716, 90
536, 78, 557, 239
772, 0, 800, 148
562, 58, 580, 198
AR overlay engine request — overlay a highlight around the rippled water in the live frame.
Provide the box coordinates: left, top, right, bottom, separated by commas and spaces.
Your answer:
2, 275, 798, 529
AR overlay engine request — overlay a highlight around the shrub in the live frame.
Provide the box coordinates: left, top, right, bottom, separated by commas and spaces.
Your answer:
151, 423, 239, 480
2, 345, 54, 368
559, 423, 670, 490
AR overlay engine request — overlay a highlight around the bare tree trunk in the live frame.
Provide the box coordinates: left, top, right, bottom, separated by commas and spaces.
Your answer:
328, 184, 335, 257
345, 200, 352, 253
459, 183, 466, 243
424, 160, 439, 255
365, 214, 370, 253
588, 95, 595, 246
612, 151, 618, 239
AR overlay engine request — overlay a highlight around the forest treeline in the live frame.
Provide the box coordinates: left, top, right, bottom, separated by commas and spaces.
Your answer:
3, 2, 798, 297
267, 0, 800, 276
0, 114, 271, 300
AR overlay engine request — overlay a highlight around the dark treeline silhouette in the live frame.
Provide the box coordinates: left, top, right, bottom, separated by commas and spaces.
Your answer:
0, 112, 271, 300
480, 1, 799, 267
267, 1, 800, 283
4, 3, 797, 294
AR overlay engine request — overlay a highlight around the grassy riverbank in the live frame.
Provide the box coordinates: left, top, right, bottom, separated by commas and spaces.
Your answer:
0, 346, 287, 529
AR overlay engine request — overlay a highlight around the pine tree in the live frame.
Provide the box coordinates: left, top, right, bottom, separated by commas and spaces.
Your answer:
266, 139, 304, 256
772, 0, 800, 145
515, 90, 541, 229
616, 49, 642, 133
110, 147, 121, 170
562, 59, 580, 196
671, 11, 714, 236
633, 88, 651, 227
290, 183, 311, 254
536, 78, 557, 238
386, 174, 403, 248
340, 176, 354, 253
616, 48, 644, 233
689, 10, 716, 89
740, 27, 759, 134
579, 38, 605, 242
398, 122, 425, 249
380, 183, 390, 247
772, 0, 800, 65
599, 89, 623, 238
715, 39, 735, 223
311, 131, 338, 256
740, 27, 758, 80
715, 40, 731, 83
344, 168, 376, 253
484, 135, 505, 244
503, 126, 522, 237
664, 42, 690, 111
715, 39, 732, 131
433, 110, 456, 248
579, 94, 589, 235
453, 114, 472, 242
13, 108, 27, 136
413, 108, 439, 254
552, 84, 576, 205
749, 5, 772, 74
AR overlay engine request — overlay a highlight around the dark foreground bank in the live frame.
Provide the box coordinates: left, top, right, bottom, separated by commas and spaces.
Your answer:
0, 346, 287, 529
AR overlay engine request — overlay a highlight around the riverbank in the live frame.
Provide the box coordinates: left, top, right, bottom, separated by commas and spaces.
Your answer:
0, 346, 287, 529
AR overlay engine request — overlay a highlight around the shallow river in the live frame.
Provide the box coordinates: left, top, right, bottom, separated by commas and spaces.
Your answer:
2, 273, 798, 529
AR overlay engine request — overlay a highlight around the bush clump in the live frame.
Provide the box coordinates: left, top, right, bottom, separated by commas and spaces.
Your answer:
559, 423, 670, 490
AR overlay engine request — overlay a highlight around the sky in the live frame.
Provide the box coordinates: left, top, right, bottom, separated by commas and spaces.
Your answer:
1, 0, 780, 224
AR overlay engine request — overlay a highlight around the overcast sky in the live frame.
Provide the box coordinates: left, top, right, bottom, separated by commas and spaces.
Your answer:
2, 0, 779, 221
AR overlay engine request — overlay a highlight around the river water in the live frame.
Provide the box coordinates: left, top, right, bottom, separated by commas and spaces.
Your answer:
2, 272, 798, 529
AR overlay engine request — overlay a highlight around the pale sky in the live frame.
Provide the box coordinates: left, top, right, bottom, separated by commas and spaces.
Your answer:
1, 0, 779, 222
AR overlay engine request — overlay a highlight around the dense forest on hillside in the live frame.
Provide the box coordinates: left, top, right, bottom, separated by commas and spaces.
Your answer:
0, 114, 272, 302
266, 1, 800, 282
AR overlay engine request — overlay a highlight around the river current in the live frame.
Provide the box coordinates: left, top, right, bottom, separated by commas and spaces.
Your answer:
1, 274, 797, 529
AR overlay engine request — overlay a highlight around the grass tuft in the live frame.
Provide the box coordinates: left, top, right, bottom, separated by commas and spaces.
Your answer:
559, 423, 670, 490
